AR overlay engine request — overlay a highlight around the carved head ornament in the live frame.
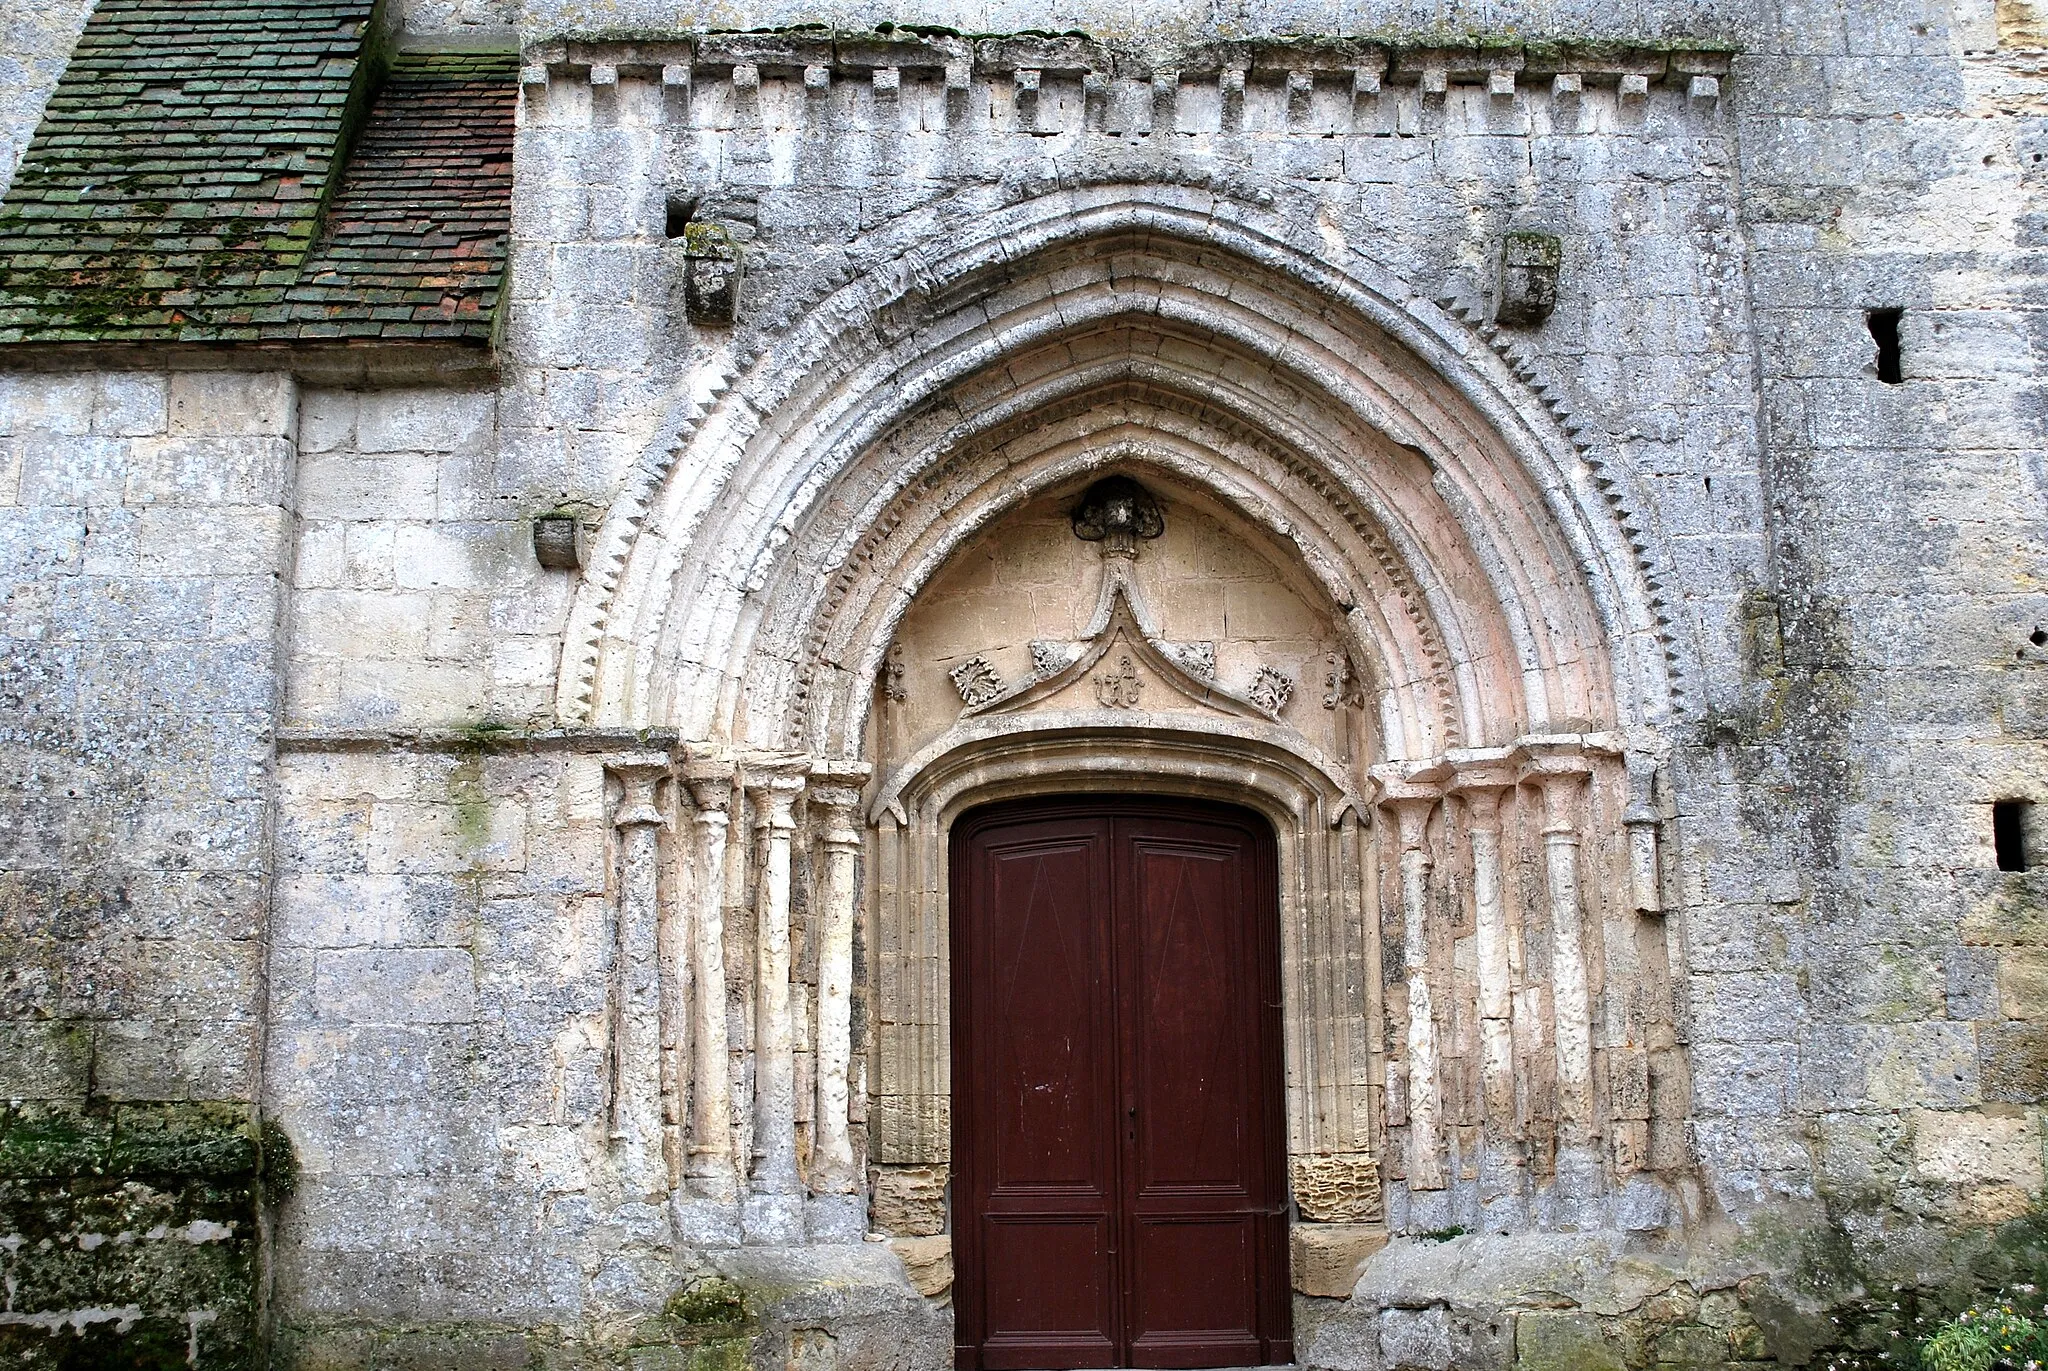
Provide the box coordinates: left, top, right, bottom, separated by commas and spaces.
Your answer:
1070, 476, 1165, 557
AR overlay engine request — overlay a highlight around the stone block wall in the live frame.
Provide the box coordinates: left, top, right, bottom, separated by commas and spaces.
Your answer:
292, 387, 564, 729
0, 0, 93, 198
1683, 0, 2048, 1288
0, 370, 297, 1363
266, 743, 631, 1337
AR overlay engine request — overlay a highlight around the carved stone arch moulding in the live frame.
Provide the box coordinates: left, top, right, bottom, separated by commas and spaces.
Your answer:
791, 436, 1470, 768
560, 181, 1699, 1253
862, 718, 1384, 1210
558, 180, 1685, 744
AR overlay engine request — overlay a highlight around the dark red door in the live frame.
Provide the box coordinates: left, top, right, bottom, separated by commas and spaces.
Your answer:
952, 796, 1291, 1370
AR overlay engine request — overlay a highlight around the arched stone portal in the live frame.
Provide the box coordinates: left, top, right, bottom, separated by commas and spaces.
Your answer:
570, 182, 1694, 1298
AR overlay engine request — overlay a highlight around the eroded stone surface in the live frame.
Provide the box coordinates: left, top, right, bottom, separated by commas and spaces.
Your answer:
0, 0, 2045, 1364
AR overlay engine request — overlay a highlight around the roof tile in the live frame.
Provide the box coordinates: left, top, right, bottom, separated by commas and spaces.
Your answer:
0, 1, 512, 353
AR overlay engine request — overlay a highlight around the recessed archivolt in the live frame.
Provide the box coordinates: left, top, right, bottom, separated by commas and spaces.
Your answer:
763, 378, 1475, 762
562, 181, 1678, 752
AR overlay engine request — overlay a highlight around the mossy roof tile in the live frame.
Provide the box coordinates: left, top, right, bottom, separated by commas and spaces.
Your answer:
0, 1, 511, 352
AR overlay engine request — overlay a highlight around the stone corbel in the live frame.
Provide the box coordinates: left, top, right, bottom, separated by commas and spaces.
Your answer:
680, 221, 744, 325
1378, 786, 1444, 1192
808, 761, 871, 1198
742, 759, 809, 1242
606, 752, 676, 1203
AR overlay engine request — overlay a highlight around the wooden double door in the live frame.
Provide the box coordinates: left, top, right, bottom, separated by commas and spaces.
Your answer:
951, 796, 1292, 1369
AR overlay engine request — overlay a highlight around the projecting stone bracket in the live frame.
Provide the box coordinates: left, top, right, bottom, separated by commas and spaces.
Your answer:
1496, 228, 1562, 327
676, 221, 745, 325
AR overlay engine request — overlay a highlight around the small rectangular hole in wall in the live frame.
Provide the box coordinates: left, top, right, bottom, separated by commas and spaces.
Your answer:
1867, 307, 1903, 384
665, 197, 697, 239
1994, 800, 2030, 872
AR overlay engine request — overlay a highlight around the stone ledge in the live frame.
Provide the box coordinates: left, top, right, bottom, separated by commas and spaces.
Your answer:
1293, 1221, 1390, 1297
0, 339, 499, 387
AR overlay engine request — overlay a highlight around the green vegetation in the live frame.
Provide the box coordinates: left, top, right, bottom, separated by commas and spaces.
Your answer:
1919, 1295, 2048, 1371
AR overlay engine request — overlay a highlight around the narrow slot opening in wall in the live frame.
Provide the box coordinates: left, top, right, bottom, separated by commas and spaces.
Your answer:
1867, 308, 1904, 384
665, 197, 698, 239
1994, 800, 2030, 872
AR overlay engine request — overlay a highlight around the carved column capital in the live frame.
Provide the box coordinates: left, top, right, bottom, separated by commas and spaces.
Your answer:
809, 762, 870, 850
1378, 791, 1439, 854
745, 766, 806, 827
1446, 768, 1512, 827
682, 758, 736, 816
606, 752, 675, 829
812, 798, 865, 851
1523, 764, 1590, 838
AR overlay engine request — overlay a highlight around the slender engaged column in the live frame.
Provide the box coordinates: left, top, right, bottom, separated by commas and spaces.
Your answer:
683, 767, 737, 1200
809, 782, 863, 1193
1388, 796, 1444, 1191
1537, 771, 1596, 1136
607, 757, 672, 1202
1457, 781, 1516, 1137
747, 769, 807, 1202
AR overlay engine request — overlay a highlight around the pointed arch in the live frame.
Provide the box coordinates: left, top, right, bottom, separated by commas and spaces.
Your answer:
559, 180, 1681, 769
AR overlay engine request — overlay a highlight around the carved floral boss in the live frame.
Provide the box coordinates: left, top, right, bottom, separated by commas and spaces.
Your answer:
940, 477, 1315, 722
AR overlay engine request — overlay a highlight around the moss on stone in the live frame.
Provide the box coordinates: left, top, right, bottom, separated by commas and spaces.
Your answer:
0, 1103, 289, 1370
687, 1335, 754, 1371
668, 1276, 749, 1326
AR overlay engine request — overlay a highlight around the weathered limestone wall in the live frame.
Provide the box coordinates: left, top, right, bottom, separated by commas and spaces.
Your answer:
267, 744, 619, 1330
0, 0, 94, 197
1, 0, 2045, 1364
290, 388, 559, 728
0, 370, 297, 1362
1687, 0, 2048, 1306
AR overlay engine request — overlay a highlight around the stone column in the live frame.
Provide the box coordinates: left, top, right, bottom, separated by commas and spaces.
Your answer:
744, 765, 807, 1242
1535, 770, 1596, 1138
607, 756, 673, 1203
682, 765, 738, 1204
1454, 777, 1516, 1138
808, 774, 865, 1196
1386, 795, 1444, 1192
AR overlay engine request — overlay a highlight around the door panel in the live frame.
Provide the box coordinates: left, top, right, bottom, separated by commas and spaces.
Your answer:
1125, 838, 1254, 1194
981, 1216, 1118, 1368
1127, 1218, 1261, 1367
985, 836, 1112, 1194
953, 796, 1290, 1370
960, 817, 1122, 1367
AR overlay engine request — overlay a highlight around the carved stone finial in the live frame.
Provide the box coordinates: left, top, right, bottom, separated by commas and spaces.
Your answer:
882, 642, 907, 701
1323, 651, 1364, 709
1168, 641, 1216, 680
1030, 641, 1076, 677
1071, 477, 1165, 557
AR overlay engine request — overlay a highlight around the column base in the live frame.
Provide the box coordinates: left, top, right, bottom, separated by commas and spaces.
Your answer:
672, 1193, 742, 1247
742, 1189, 806, 1244
807, 1192, 866, 1243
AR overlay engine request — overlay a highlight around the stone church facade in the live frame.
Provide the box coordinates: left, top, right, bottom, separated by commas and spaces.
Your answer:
0, 0, 2044, 1365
